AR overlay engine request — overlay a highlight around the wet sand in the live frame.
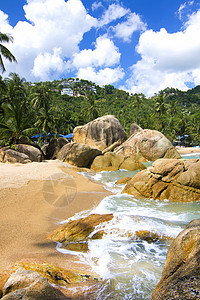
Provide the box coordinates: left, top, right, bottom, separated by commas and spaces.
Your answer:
0, 160, 111, 276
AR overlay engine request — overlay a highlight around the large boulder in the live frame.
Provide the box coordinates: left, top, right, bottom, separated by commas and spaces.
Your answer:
115, 129, 181, 162
57, 142, 101, 167
73, 115, 127, 151
151, 219, 200, 300
123, 158, 200, 202
45, 138, 69, 159
47, 214, 114, 243
91, 152, 146, 172
0, 148, 31, 164
15, 144, 42, 162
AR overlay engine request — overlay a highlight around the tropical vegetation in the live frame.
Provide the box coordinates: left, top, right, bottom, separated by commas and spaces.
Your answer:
0, 74, 200, 147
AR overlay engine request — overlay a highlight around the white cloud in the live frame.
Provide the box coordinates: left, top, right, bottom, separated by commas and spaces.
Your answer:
72, 35, 121, 68
0, 0, 97, 81
92, 1, 103, 11
125, 9, 200, 96
0, 11, 13, 32
77, 66, 125, 86
98, 3, 129, 27
177, 1, 194, 20
31, 47, 68, 80
114, 12, 146, 42
177, 2, 187, 20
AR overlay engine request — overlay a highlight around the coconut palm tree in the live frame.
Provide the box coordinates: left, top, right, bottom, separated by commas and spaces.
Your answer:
0, 32, 17, 73
0, 74, 34, 144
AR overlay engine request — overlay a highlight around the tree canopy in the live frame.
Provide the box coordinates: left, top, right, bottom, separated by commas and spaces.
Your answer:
0, 74, 200, 147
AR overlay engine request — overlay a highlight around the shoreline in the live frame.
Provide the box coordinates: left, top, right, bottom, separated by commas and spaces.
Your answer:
176, 146, 200, 155
0, 160, 112, 278
0, 147, 199, 290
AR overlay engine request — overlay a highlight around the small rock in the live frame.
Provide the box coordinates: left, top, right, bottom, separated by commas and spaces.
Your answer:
116, 177, 132, 185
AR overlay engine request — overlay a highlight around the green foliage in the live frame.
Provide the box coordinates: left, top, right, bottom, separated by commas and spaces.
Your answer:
0, 74, 200, 146
0, 32, 17, 73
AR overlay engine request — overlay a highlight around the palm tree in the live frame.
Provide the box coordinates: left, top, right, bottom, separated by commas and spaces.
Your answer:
0, 33, 17, 73
30, 84, 54, 136
0, 73, 34, 144
81, 92, 99, 122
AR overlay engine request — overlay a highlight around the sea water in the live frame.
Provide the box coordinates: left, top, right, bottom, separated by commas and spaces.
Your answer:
57, 155, 200, 299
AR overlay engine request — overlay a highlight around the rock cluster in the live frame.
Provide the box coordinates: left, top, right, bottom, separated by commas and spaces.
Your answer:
0, 144, 42, 163
73, 115, 127, 151
123, 158, 200, 202
115, 129, 181, 162
151, 219, 200, 300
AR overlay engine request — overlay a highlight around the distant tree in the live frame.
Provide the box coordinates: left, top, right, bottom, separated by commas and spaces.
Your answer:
0, 33, 17, 73
30, 84, 53, 135
81, 92, 99, 122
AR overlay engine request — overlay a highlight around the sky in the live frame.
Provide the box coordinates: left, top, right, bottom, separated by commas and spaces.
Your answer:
0, 0, 200, 96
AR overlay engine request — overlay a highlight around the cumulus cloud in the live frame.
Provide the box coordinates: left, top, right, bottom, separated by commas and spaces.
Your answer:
72, 35, 121, 68
98, 3, 129, 27
113, 12, 146, 42
125, 9, 200, 96
72, 35, 124, 86
0, 0, 97, 80
77, 66, 125, 86
31, 47, 68, 79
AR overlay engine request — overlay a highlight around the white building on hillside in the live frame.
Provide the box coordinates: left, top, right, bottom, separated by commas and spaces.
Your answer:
61, 88, 74, 96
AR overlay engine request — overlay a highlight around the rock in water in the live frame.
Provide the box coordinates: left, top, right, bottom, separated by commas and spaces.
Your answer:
151, 219, 200, 300
57, 142, 102, 167
73, 115, 127, 151
115, 129, 181, 162
123, 158, 200, 202
116, 177, 132, 185
47, 213, 114, 243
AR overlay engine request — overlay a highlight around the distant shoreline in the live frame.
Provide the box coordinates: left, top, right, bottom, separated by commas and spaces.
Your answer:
176, 146, 200, 155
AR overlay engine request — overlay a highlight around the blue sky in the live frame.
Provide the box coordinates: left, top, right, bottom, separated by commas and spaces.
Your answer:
0, 0, 200, 95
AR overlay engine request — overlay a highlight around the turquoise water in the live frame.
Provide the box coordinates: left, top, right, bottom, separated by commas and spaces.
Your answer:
57, 156, 200, 299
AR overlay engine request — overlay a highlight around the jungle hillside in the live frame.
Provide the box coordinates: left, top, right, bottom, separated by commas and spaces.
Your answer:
0, 73, 200, 147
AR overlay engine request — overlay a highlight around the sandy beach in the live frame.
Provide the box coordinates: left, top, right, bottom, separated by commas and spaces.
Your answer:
0, 146, 199, 292
176, 146, 200, 155
0, 160, 111, 280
